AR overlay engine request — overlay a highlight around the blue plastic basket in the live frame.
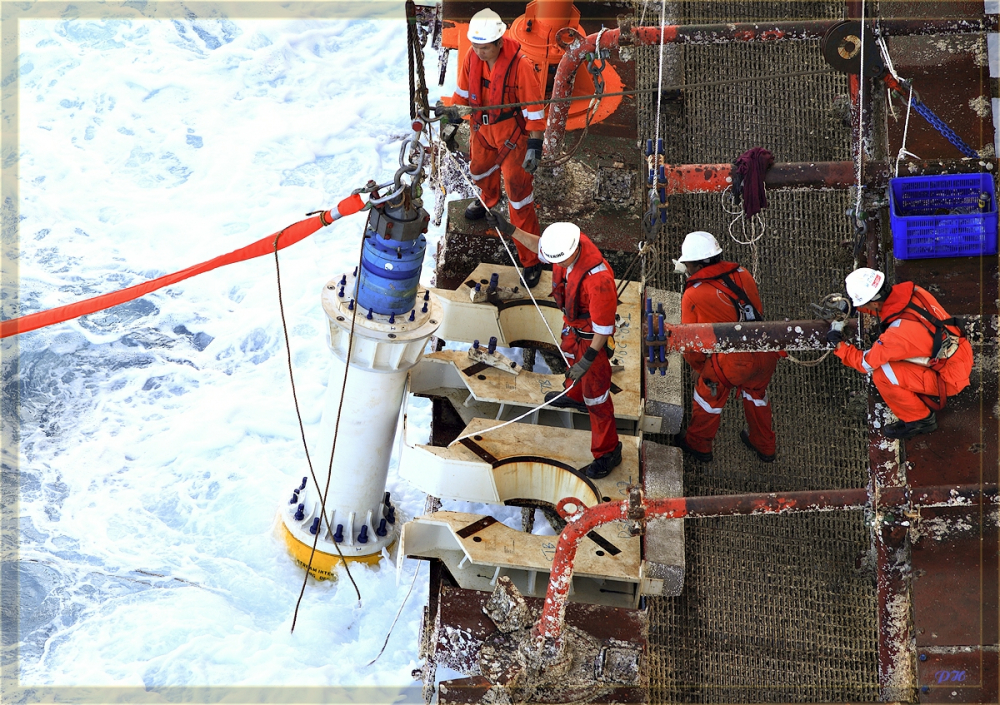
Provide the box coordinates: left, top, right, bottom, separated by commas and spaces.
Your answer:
889, 173, 998, 260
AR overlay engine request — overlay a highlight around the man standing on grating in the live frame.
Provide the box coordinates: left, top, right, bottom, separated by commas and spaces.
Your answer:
673, 231, 783, 463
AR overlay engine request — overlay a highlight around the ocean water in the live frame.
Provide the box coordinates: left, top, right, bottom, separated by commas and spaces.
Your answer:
4, 10, 540, 695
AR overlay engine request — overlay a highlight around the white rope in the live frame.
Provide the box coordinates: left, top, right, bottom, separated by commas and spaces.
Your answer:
895, 82, 919, 177
653, 0, 667, 151
854, 1, 866, 216
449, 382, 579, 445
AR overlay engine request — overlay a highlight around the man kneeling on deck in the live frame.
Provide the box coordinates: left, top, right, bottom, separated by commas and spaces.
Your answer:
486, 209, 622, 479
829, 268, 973, 440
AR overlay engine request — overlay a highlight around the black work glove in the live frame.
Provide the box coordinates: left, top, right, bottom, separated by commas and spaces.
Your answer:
485, 208, 516, 237
522, 138, 543, 174
826, 320, 845, 346
433, 100, 461, 125
566, 347, 598, 382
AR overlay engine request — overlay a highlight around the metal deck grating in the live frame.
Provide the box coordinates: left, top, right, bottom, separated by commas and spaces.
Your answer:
630, 1, 880, 701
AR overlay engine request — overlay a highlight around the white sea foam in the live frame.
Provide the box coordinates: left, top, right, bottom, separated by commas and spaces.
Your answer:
11, 11, 489, 690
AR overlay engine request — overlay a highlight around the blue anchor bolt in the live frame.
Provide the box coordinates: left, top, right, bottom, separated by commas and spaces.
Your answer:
309, 518, 320, 535
473, 339, 480, 350
647, 312, 655, 341
409, 310, 415, 322
375, 519, 388, 537
338, 287, 345, 298
289, 491, 299, 504
421, 301, 428, 313
366, 310, 373, 320
294, 503, 305, 521
339, 275, 347, 286
348, 299, 355, 311
488, 272, 499, 293
333, 524, 344, 543
488, 336, 497, 354
357, 525, 369, 544
386, 507, 396, 524
299, 477, 307, 490
423, 290, 430, 301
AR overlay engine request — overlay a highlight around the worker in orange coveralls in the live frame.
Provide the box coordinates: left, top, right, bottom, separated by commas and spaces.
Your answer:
446, 8, 546, 288
486, 209, 622, 478
828, 268, 973, 440
674, 231, 782, 463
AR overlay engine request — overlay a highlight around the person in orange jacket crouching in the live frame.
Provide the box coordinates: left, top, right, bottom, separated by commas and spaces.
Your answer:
828, 268, 973, 440
486, 208, 622, 479
674, 231, 783, 464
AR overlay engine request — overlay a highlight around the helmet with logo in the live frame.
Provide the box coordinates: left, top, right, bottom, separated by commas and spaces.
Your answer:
677, 230, 723, 263
845, 267, 887, 307
539, 222, 581, 264
467, 9, 507, 43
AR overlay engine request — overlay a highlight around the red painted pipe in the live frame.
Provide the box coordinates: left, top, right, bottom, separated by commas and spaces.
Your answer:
533, 483, 997, 655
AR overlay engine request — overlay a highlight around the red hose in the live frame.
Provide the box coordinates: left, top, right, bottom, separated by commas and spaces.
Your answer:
1, 194, 364, 339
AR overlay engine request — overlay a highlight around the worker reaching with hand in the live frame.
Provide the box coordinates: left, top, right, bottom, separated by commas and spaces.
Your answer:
674, 231, 782, 463
438, 8, 546, 288
828, 268, 973, 440
486, 209, 622, 479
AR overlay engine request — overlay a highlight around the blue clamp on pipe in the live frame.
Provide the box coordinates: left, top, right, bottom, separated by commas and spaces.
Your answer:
309, 517, 320, 535
294, 503, 305, 521
375, 519, 388, 537
357, 525, 369, 544
488, 337, 497, 354
333, 524, 344, 543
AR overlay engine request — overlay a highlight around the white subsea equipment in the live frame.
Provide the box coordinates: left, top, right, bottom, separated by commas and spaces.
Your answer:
278, 167, 441, 576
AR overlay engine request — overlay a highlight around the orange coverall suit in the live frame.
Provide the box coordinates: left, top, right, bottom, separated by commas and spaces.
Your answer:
681, 262, 781, 456
834, 282, 973, 422
453, 36, 545, 267
550, 234, 619, 458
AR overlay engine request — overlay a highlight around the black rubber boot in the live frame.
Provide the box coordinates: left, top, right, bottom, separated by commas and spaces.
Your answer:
585, 441, 623, 479
883, 412, 937, 440
544, 390, 587, 414
523, 264, 542, 289
677, 436, 713, 462
739, 429, 776, 462
464, 200, 486, 221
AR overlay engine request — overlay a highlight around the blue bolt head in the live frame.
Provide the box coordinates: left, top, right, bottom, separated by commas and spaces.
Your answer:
473, 339, 480, 350
474, 282, 481, 292
424, 290, 430, 301
919, 654, 927, 661
353, 267, 358, 276
357, 525, 369, 544
488, 336, 497, 354
387, 507, 396, 524
422, 302, 428, 313
289, 491, 299, 504
340, 275, 346, 285
348, 299, 355, 311
389, 313, 395, 324
333, 524, 344, 543
375, 518, 388, 537
409, 310, 415, 321
338, 287, 344, 297
309, 517, 320, 535
294, 503, 305, 521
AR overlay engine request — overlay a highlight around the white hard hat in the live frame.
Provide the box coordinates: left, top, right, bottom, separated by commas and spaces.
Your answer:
467, 9, 507, 43
845, 267, 887, 307
677, 231, 722, 263
539, 222, 581, 264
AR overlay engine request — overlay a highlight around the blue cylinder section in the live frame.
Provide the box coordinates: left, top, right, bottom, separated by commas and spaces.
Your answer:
356, 231, 427, 315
